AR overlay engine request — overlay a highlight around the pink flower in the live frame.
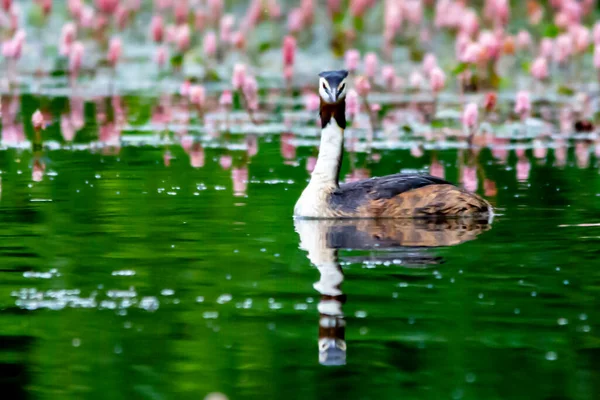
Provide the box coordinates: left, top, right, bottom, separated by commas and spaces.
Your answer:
349, 0, 369, 17
231, 31, 245, 50
2, 41, 15, 59
283, 35, 296, 67
173, 0, 189, 24
571, 25, 590, 53
300, 0, 314, 23
59, 22, 77, 56
355, 76, 371, 97
478, 30, 501, 60
364, 52, 378, 78
461, 42, 482, 64
155, 45, 168, 67
382, 65, 396, 87
516, 30, 532, 51
554, 12, 569, 29
516, 158, 530, 182
232, 63, 246, 90
455, 32, 471, 59
539, 38, 553, 58
32, 110, 45, 130
95, 0, 119, 14
208, 0, 223, 19
69, 41, 84, 74
530, 57, 548, 80
403, 0, 422, 25
422, 53, 437, 75
79, 6, 95, 28
384, 1, 402, 42
484, 92, 497, 112
32, 160, 45, 182
562, 0, 582, 23
3, 30, 26, 60
243, 76, 259, 110
429, 160, 445, 179
180, 80, 191, 96
203, 31, 217, 57
107, 37, 122, 67
68, 0, 83, 18
327, 0, 341, 15
150, 15, 164, 42
287, 8, 303, 33
533, 140, 547, 160
593, 21, 600, 45
163, 150, 172, 167
594, 46, 600, 69
175, 25, 190, 52
190, 143, 205, 168
243, 0, 262, 30
115, 5, 129, 30
462, 102, 479, 129
460, 9, 479, 37
219, 155, 232, 170
232, 167, 248, 196
220, 90, 233, 107
61, 115, 76, 142
247, 135, 258, 157
429, 67, 446, 93
189, 85, 206, 107
409, 71, 423, 89
462, 166, 478, 192
554, 34, 572, 64
410, 145, 424, 158
514, 91, 531, 117
346, 89, 360, 118
306, 156, 317, 173
267, 0, 281, 18
303, 92, 320, 112
489, 0, 510, 26
345, 49, 360, 72
220, 15, 235, 43
1, 0, 11, 11
38, 0, 52, 17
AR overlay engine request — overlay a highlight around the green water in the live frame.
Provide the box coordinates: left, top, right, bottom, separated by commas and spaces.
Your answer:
1, 132, 599, 400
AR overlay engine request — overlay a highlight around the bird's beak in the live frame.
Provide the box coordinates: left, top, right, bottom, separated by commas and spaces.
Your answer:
329, 88, 338, 103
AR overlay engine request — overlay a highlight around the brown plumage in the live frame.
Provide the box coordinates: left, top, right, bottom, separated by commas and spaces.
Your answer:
322, 174, 492, 219
355, 184, 490, 218
320, 98, 346, 129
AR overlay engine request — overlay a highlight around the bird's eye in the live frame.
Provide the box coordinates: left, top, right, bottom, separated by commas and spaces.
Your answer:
338, 83, 345, 93
322, 82, 327, 91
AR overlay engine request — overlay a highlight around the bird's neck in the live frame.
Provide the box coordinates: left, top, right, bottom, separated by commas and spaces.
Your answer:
310, 101, 346, 188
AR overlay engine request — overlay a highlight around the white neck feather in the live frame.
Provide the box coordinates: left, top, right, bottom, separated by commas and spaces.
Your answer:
310, 119, 344, 188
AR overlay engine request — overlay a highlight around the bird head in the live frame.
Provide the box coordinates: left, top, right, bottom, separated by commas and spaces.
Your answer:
318, 70, 348, 104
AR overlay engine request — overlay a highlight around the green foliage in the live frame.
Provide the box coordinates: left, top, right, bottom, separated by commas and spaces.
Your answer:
452, 62, 469, 75
557, 85, 575, 96
542, 24, 560, 38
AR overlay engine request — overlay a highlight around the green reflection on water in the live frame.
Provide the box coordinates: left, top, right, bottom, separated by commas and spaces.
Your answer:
0, 134, 599, 400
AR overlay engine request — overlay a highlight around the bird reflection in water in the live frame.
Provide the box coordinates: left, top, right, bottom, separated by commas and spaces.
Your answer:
295, 217, 492, 367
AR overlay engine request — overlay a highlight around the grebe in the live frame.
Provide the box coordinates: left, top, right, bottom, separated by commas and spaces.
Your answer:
294, 70, 493, 219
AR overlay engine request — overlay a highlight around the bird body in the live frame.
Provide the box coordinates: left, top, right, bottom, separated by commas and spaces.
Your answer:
294, 70, 492, 219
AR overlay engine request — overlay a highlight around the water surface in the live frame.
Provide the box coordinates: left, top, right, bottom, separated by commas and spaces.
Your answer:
1, 135, 600, 399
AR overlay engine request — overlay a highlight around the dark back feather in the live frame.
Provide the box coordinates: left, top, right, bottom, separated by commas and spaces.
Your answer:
330, 173, 453, 214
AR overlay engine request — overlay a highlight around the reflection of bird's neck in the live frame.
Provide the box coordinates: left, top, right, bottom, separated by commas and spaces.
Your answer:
316, 256, 346, 367
295, 219, 347, 366
310, 99, 346, 188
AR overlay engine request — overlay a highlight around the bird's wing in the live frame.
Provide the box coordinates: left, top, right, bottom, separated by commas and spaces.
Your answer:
330, 173, 453, 213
